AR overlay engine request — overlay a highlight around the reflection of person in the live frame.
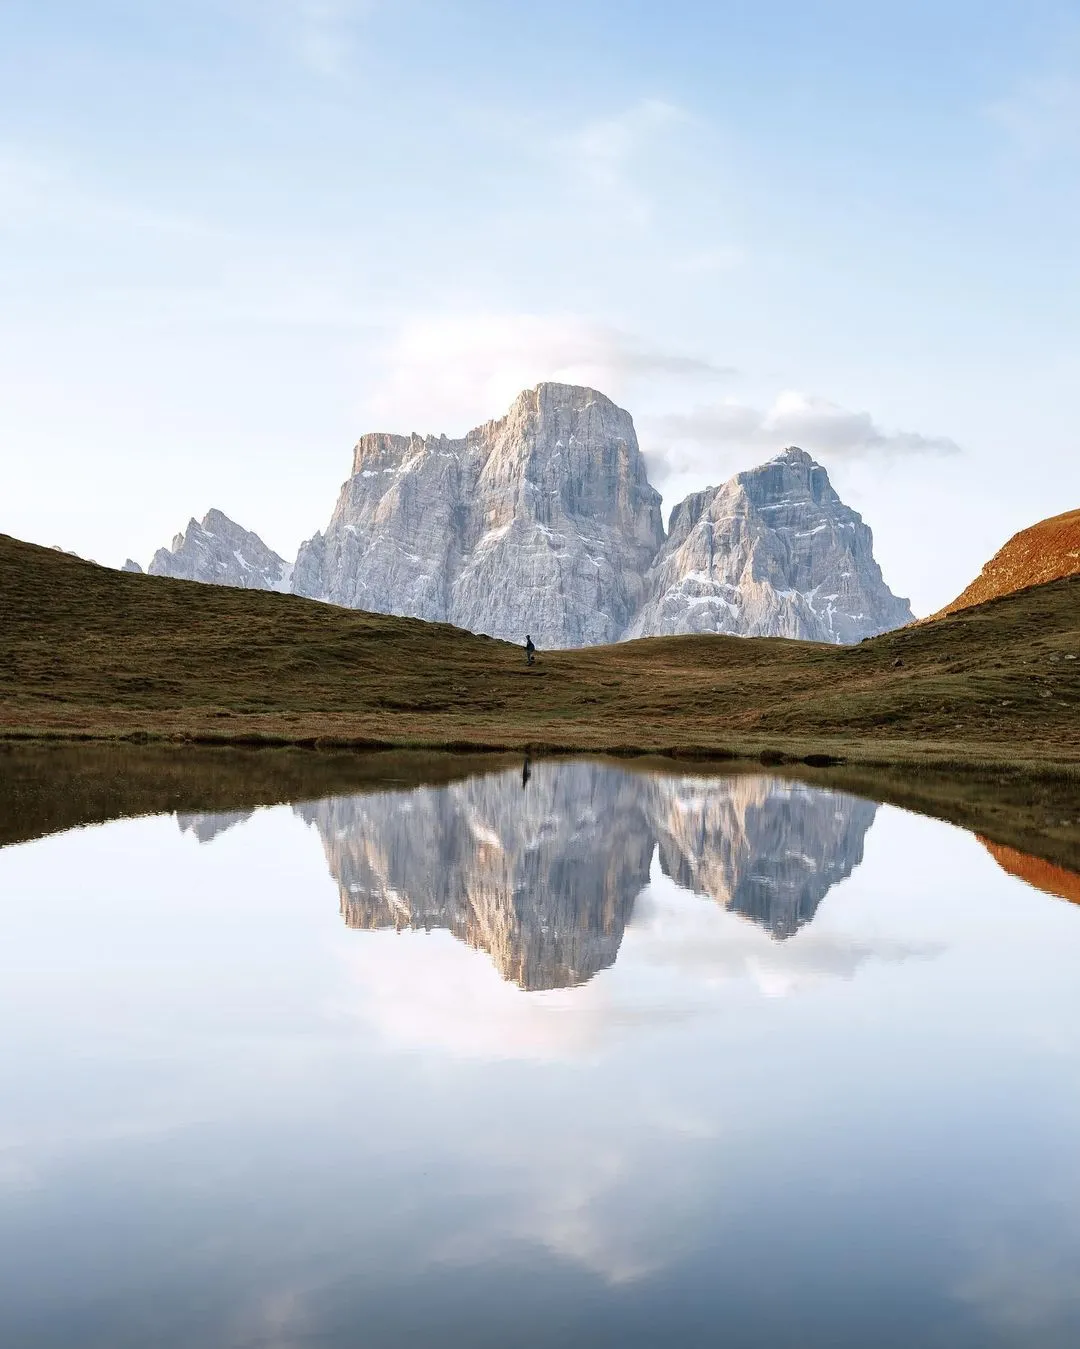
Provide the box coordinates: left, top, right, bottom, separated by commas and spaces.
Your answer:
525, 634, 536, 665
522, 755, 531, 789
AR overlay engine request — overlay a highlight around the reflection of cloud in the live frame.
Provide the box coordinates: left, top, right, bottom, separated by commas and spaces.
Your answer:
333, 930, 605, 1061
626, 881, 941, 1000
953, 1219, 1080, 1338
431, 1139, 669, 1286
428, 1109, 721, 1288
334, 870, 942, 1062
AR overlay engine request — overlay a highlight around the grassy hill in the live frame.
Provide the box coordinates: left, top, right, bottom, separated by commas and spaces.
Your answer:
3, 531, 1080, 770
930, 506, 1080, 619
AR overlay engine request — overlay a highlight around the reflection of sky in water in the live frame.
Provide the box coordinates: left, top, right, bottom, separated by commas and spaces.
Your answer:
0, 773, 1079, 1348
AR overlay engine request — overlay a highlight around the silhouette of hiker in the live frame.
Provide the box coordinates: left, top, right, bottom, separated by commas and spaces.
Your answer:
522, 755, 531, 789
525, 634, 536, 666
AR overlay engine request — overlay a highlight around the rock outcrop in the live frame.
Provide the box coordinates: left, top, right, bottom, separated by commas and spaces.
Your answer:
291, 383, 665, 648
138, 388, 912, 646
121, 558, 144, 574
148, 509, 291, 592
929, 507, 1080, 620
626, 448, 912, 643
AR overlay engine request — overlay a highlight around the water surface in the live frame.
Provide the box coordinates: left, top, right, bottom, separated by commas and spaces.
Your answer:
1, 761, 1079, 1348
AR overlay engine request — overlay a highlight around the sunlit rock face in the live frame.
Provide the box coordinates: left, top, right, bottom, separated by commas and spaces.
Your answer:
147, 510, 292, 592
294, 762, 654, 990
290, 383, 665, 649
645, 776, 878, 938
137, 393, 911, 646
625, 448, 912, 643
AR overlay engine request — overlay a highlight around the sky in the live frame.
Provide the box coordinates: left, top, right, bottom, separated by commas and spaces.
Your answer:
2, 0, 1079, 615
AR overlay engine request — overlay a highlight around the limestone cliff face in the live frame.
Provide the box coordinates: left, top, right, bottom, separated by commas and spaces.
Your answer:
138, 391, 911, 647
291, 383, 665, 648
625, 448, 913, 643
147, 509, 291, 592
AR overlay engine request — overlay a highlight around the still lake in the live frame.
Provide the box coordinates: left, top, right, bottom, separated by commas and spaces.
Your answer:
1, 760, 1079, 1348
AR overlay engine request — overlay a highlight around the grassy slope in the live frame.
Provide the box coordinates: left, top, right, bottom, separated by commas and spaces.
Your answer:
3, 531, 1080, 769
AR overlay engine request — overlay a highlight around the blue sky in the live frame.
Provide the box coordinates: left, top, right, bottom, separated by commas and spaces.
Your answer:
2, 0, 1079, 612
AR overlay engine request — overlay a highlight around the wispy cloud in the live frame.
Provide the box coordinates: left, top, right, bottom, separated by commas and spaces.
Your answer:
365, 311, 732, 435
0, 143, 219, 240
556, 98, 693, 224
252, 0, 373, 78
644, 390, 961, 483
988, 73, 1080, 160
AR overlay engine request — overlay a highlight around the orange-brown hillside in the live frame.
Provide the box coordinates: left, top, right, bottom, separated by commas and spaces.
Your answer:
932, 507, 1080, 619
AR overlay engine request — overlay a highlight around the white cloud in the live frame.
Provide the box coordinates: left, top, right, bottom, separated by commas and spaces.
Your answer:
0, 142, 218, 240
988, 73, 1080, 160
251, 0, 373, 77
643, 389, 961, 485
557, 98, 692, 223
364, 311, 731, 435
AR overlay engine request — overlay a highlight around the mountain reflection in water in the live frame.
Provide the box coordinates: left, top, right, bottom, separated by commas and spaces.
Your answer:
180, 764, 877, 990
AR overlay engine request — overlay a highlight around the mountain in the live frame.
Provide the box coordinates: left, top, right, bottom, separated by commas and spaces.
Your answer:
291, 383, 665, 648
147, 509, 291, 592
137, 385, 911, 646
931, 507, 1080, 620
625, 448, 913, 643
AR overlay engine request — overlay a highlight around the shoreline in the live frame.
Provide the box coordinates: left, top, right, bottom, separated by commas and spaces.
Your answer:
4, 738, 1079, 880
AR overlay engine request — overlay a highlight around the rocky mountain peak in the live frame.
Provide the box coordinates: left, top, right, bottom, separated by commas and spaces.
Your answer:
292, 383, 664, 647
139, 386, 912, 647
147, 510, 291, 592
626, 447, 912, 643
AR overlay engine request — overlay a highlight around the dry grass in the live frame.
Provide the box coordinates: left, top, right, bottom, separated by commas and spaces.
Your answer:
3, 531, 1080, 773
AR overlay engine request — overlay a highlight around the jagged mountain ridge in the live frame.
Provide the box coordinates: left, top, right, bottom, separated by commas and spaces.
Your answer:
138, 383, 911, 645
291, 383, 664, 647
147, 509, 292, 592
626, 448, 913, 642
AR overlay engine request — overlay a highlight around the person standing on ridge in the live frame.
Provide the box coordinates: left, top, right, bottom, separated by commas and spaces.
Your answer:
525, 634, 536, 666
